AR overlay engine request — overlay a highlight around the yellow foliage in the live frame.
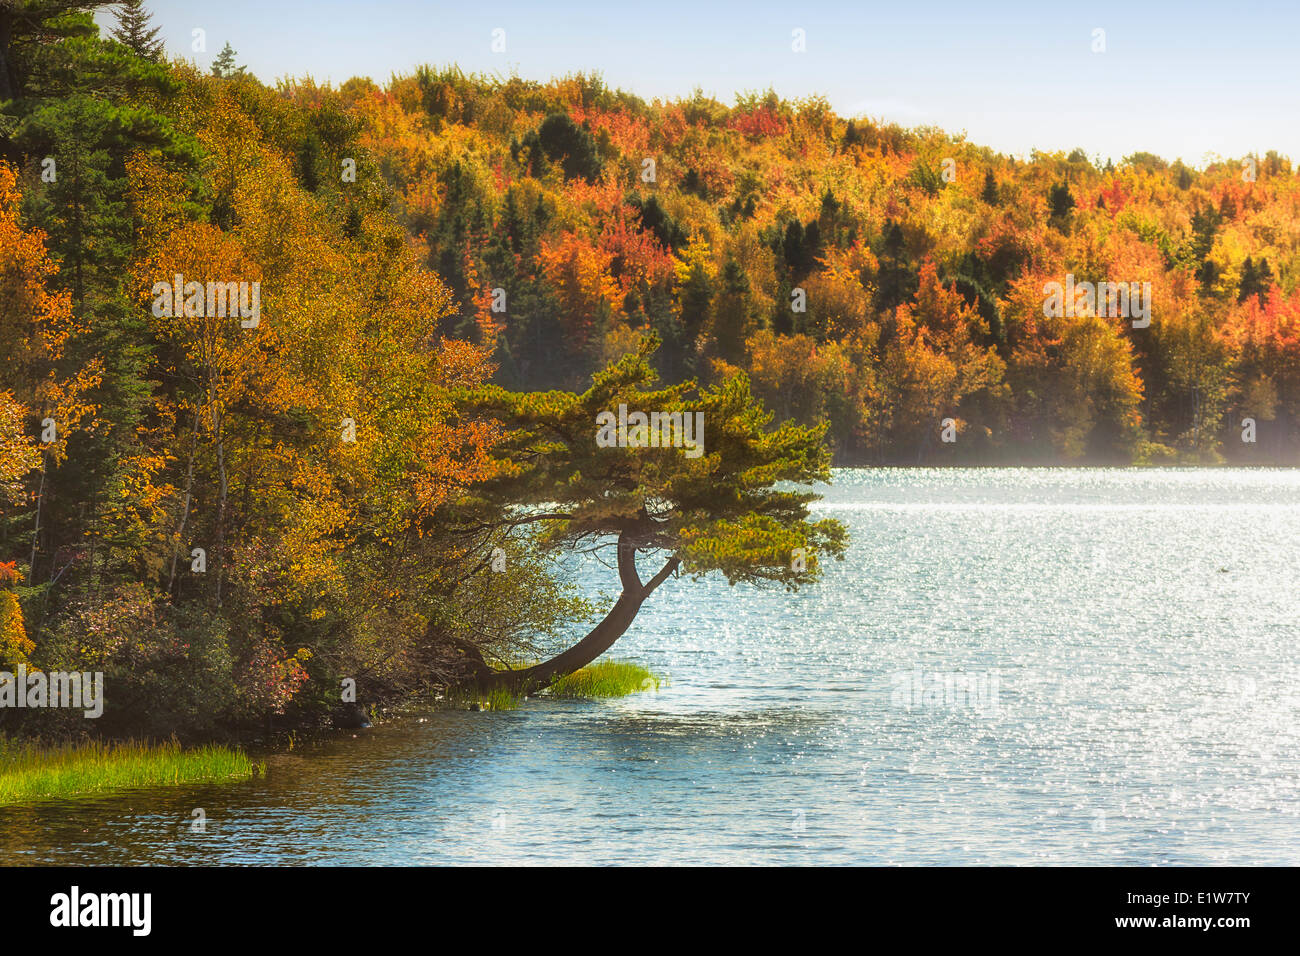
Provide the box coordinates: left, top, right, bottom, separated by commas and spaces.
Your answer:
0, 592, 33, 669
0, 163, 102, 469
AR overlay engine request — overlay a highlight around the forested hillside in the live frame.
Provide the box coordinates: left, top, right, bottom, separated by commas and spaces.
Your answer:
315, 68, 1299, 465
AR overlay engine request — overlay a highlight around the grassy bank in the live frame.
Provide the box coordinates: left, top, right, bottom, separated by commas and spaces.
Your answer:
546, 660, 663, 698
444, 659, 665, 710
0, 737, 261, 806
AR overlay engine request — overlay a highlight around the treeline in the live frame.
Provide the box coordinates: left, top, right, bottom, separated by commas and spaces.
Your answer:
304, 66, 1300, 465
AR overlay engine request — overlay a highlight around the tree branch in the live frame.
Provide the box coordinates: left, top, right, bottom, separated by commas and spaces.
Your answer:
642, 554, 680, 597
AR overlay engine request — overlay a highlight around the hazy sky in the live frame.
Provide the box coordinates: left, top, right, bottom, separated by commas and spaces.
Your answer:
96, 1, 1300, 167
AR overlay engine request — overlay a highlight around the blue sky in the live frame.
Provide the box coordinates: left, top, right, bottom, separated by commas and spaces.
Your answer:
97, 1, 1300, 167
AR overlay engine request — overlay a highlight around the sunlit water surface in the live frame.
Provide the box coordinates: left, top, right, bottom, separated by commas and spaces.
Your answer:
3, 468, 1298, 865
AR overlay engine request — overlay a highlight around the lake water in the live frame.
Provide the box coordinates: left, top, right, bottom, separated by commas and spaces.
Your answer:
3, 468, 1298, 865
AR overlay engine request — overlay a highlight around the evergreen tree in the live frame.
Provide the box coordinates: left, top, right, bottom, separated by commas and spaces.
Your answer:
6, 8, 196, 603
0, 0, 115, 102
1219, 190, 1237, 220
522, 112, 602, 183
111, 0, 163, 59
677, 255, 713, 341
681, 166, 707, 199
452, 337, 847, 694
981, 168, 999, 205
210, 41, 243, 78
1048, 181, 1075, 225
1238, 257, 1275, 305
1190, 202, 1221, 261
1189, 202, 1222, 290
883, 219, 906, 260
710, 259, 754, 363
1238, 257, 1258, 303
782, 219, 806, 274
874, 219, 917, 314
819, 187, 840, 227
631, 194, 684, 251
803, 220, 821, 270
1257, 257, 1275, 291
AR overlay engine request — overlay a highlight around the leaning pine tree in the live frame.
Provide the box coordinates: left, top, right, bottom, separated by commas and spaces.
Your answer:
444, 336, 847, 694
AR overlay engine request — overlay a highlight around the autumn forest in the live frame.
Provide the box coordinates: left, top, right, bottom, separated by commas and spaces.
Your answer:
1, 1, 1297, 738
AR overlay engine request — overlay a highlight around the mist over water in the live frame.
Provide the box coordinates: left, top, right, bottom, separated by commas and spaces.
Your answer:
4, 468, 1297, 865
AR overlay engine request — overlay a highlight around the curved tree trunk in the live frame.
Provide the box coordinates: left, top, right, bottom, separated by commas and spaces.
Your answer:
465, 531, 678, 696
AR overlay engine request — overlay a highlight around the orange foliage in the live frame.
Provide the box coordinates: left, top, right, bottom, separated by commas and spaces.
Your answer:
537, 234, 623, 351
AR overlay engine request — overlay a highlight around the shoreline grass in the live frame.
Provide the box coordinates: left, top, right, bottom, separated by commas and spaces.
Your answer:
546, 659, 663, 698
440, 658, 665, 709
442, 686, 521, 711
0, 737, 261, 807
483, 687, 519, 711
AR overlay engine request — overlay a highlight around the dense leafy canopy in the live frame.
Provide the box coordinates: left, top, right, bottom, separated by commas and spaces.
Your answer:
331, 68, 1299, 465
0, 5, 855, 732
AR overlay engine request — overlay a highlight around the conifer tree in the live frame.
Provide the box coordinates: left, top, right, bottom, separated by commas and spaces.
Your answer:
981, 168, 999, 205
210, 41, 243, 78
111, 0, 163, 59
1048, 181, 1075, 225
449, 336, 847, 694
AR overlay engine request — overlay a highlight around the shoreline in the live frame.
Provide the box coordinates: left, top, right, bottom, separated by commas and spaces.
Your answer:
0, 738, 262, 808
